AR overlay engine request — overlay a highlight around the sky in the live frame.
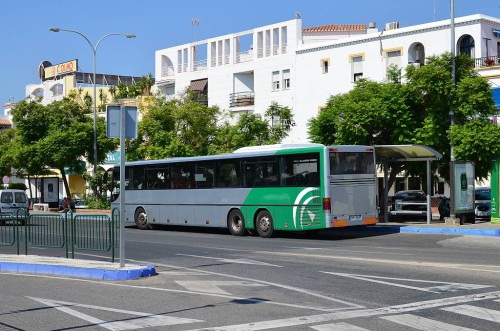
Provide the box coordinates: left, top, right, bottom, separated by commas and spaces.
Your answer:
0, 0, 497, 106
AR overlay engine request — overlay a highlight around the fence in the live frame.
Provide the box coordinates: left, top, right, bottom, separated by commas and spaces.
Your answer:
0, 209, 119, 262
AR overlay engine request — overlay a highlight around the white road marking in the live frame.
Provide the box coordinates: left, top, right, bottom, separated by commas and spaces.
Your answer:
183, 291, 500, 331
160, 271, 207, 276
311, 322, 369, 330
286, 247, 412, 256
321, 272, 492, 293
176, 254, 283, 267
442, 304, 500, 322
175, 280, 267, 295
0, 272, 342, 312
256, 250, 500, 274
28, 297, 202, 330
381, 314, 478, 331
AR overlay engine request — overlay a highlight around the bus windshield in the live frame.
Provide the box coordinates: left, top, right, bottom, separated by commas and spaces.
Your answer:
329, 151, 375, 175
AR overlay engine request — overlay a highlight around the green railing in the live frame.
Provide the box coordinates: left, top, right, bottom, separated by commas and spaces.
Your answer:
0, 212, 19, 254
0, 209, 118, 262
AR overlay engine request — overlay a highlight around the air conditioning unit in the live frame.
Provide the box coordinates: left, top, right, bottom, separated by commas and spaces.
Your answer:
385, 22, 400, 31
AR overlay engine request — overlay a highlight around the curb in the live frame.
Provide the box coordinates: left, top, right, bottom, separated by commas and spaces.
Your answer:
0, 261, 156, 280
368, 226, 500, 237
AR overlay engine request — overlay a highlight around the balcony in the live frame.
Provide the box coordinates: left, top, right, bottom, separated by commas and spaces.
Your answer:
229, 92, 255, 107
161, 66, 175, 77
474, 56, 500, 68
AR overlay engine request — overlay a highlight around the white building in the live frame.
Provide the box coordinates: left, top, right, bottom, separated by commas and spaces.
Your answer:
154, 14, 500, 143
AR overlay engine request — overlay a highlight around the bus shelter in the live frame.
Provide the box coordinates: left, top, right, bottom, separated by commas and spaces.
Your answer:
374, 145, 442, 224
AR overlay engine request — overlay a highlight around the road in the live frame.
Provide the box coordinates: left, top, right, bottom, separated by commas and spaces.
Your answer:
1, 225, 500, 330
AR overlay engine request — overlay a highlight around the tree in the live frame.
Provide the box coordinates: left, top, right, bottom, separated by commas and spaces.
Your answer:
128, 90, 222, 160
128, 91, 295, 160
308, 52, 500, 190
210, 102, 295, 154
11, 98, 118, 198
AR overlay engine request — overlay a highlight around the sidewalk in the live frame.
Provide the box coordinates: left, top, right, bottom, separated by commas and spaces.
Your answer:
371, 216, 500, 237
0, 254, 156, 280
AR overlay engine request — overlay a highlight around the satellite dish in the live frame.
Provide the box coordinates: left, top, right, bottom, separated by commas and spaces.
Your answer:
38, 60, 52, 81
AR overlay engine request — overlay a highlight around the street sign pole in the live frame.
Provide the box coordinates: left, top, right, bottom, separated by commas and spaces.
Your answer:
119, 105, 126, 268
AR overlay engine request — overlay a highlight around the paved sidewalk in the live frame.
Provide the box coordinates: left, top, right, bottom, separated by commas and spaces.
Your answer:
371, 218, 500, 237
0, 254, 156, 280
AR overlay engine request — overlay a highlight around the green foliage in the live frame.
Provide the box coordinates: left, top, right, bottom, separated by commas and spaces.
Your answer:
81, 170, 113, 200
8, 182, 27, 190
10, 98, 118, 197
309, 52, 499, 185
84, 195, 111, 210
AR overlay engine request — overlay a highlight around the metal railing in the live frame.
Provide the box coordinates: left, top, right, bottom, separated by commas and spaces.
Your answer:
0, 209, 118, 262
229, 92, 255, 107
474, 56, 500, 68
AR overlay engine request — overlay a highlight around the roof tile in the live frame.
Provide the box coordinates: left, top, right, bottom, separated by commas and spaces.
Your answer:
303, 24, 366, 33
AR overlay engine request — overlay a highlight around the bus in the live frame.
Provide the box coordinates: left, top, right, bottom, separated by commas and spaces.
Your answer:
111, 143, 377, 237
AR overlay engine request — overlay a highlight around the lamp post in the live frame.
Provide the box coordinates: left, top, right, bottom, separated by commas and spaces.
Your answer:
49, 28, 136, 174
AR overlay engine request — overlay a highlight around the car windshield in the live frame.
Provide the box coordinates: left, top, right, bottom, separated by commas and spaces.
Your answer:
397, 191, 426, 201
475, 190, 490, 200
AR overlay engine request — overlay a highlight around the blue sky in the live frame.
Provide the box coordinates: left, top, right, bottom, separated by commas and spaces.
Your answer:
0, 0, 497, 105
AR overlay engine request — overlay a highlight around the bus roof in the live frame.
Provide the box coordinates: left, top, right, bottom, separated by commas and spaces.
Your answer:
117, 144, 373, 167
233, 143, 324, 153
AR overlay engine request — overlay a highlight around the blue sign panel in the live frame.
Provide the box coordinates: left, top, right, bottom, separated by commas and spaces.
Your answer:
492, 88, 500, 109
106, 106, 138, 139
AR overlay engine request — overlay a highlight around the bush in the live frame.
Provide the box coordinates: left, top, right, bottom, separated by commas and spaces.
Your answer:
83, 195, 111, 210
8, 182, 27, 190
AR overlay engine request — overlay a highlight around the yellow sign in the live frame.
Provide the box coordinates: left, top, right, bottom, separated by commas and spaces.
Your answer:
44, 60, 77, 79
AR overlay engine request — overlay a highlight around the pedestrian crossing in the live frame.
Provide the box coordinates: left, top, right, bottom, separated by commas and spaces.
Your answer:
308, 300, 500, 331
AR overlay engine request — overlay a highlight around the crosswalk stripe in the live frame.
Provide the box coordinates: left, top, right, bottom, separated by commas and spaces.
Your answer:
311, 322, 369, 330
381, 313, 478, 331
442, 304, 500, 323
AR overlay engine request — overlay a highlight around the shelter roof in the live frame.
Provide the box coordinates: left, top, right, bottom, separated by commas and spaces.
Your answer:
374, 145, 442, 162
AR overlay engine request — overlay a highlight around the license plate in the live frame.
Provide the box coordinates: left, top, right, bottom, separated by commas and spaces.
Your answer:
349, 215, 362, 222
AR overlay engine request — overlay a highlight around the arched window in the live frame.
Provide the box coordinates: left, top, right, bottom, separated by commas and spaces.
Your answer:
50, 83, 63, 96
31, 88, 44, 98
408, 42, 425, 65
161, 55, 174, 77
457, 35, 475, 58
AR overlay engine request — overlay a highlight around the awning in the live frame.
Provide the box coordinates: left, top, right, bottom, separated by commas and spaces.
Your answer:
189, 79, 208, 91
492, 88, 500, 109
374, 145, 442, 162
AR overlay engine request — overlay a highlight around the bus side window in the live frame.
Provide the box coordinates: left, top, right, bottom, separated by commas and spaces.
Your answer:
217, 161, 240, 187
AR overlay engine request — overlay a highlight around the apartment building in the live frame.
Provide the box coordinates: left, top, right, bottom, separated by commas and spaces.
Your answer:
154, 14, 500, 143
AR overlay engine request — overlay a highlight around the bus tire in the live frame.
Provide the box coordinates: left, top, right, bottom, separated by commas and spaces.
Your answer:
255, 210, 274, 238
228, 209, 246, 236
135, 207, 151, 230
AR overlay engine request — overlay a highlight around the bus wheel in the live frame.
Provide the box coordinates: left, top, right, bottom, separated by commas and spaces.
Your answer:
135, 207, 150, 230
255, 210, 274, 238
228, 209, 246, 236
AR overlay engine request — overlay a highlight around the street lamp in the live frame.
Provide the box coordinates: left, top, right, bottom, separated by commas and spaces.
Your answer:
49, 27, 136, 174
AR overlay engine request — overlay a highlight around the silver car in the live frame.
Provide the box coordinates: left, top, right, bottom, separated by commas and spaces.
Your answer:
474, 187, 491, 219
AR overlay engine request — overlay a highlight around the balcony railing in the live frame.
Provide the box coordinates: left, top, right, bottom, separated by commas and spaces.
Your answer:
229, 92, 255, 107
235, 50, 253, 64
193, 59, 207, 71
474, 56, 500, 68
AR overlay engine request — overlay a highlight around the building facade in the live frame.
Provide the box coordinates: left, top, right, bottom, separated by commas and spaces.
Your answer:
154, 14, 500, 144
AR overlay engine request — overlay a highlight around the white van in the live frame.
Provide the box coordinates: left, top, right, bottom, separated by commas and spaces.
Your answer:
0, 189, 29, 215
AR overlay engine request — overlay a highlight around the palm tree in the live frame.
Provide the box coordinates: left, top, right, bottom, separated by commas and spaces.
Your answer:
108, 86, 117, 102
98, 89, 108, 112
142, 74, 154, 96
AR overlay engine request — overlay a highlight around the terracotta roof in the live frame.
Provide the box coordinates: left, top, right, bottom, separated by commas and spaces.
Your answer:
303, 24, 366, 33
0, 119, 11, 126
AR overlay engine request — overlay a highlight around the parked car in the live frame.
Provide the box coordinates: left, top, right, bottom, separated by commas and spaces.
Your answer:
391, 190, 427, 211
390, 190, 427, 220
474, 187, 491, 219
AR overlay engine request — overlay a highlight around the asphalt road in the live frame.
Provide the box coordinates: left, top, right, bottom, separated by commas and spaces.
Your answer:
1, 225, 500, 330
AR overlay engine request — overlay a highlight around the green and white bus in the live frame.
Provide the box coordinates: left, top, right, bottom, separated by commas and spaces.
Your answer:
111, 144, 377, 237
